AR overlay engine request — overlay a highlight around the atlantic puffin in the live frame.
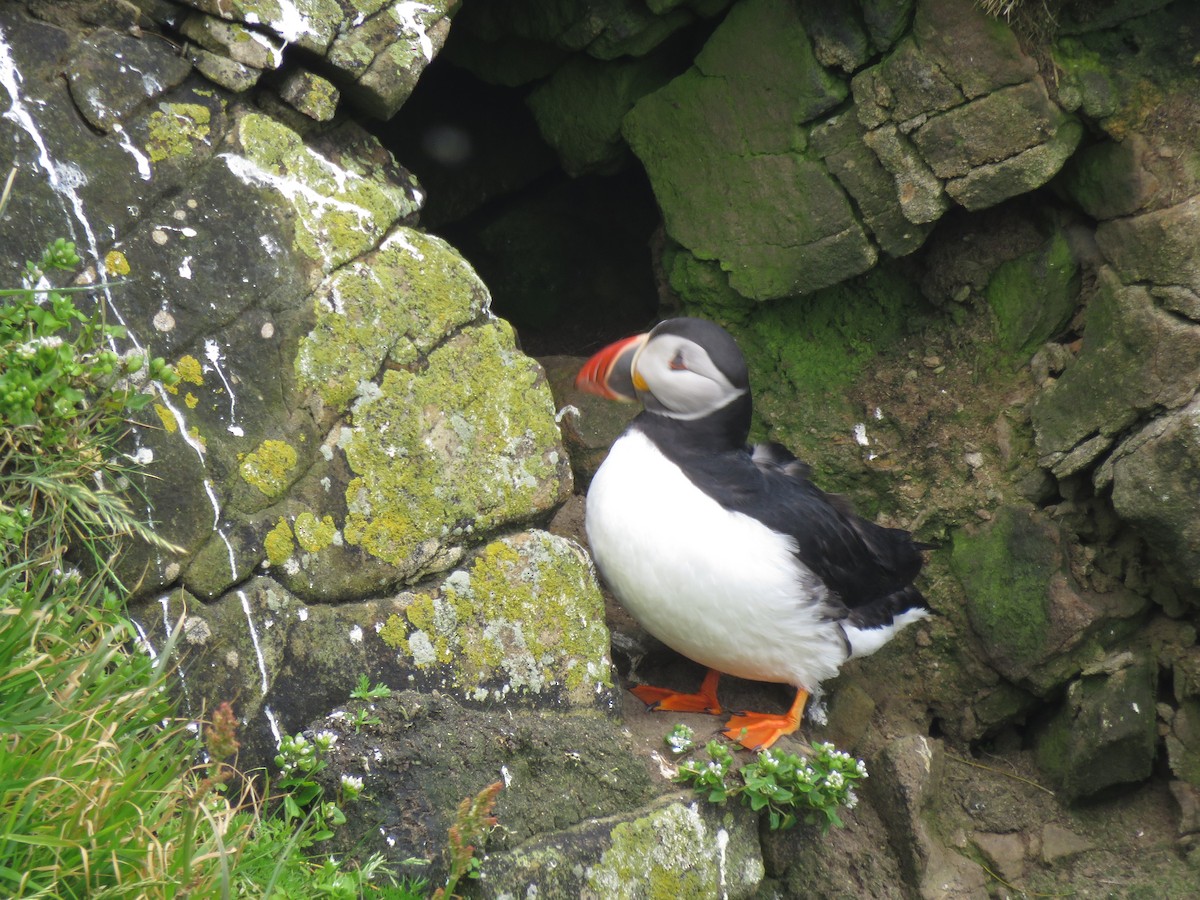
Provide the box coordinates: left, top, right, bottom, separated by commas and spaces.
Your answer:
575, 317, 930, 750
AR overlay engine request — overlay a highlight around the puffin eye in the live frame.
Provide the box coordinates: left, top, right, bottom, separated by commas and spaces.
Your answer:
669, 350, 688, 371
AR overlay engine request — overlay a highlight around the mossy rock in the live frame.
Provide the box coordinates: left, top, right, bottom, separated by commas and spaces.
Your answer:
985, 227, 1080, 361
1034, 654, 1157, 802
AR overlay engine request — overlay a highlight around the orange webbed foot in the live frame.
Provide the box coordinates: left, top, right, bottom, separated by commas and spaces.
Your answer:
721, 688, 808, 750
630, 668, 722, 715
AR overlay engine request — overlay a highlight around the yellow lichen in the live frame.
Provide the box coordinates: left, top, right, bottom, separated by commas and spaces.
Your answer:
239, 439, 298, 499
185, 392, 199, 409
175, 354, 204, 386
294, 512, 337, 553
104, 250, 130, 277
153, 403, 177, 433
264, 517, 294, 566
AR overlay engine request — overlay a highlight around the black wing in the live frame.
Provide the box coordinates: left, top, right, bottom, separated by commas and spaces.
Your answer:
679, 439, 927, 612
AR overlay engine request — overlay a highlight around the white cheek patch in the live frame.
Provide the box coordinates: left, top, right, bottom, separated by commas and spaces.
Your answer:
636, 338, 745, 420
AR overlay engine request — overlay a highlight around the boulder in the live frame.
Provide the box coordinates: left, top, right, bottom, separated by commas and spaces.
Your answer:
949, 506, 1146, 695
623, 0, 870, 301
1034, 652, 1158, 802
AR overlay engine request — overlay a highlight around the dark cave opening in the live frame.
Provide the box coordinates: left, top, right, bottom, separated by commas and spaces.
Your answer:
369, 56, 664, 357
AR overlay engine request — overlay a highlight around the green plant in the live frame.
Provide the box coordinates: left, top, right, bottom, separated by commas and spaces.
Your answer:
0, 236, 180, 575
351, 674, 394, 700
433, 781, 502, 900
673, 733, 868, 831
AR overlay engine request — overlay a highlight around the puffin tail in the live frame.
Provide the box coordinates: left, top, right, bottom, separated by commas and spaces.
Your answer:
841, 585, 931, 659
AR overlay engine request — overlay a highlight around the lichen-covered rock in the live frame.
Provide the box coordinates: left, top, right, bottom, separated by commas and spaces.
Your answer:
66, 28, 193, 132
180, 0, 343, 54
308, 689, 660, 885
484, 794, 765, 899
325, 1, 453, 119
142, 530, 614, 760
1035, 653, 1158, 802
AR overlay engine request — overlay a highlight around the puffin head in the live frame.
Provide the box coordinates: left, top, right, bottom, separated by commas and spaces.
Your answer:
575, 318, 749, 422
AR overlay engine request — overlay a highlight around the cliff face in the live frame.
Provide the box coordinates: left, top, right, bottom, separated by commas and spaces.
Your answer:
3, 0, 1200, 895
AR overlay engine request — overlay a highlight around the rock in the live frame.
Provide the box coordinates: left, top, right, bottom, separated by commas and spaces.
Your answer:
1106, 398, 1200, 595
325, 1, 453, 119
277, 69, 339, 121
971, 831, 1027, 883
1169, 781, 1200, 835
622, 0, 871, 301
1096, 193, 1200, 295
308, 690, 658, 881
140, 529, 615, 763
862, 125, 948, 225
187, 45, 261, 92
869, 734, 944, 884
1059, 135, 1163, 219
526, 54, 676, 176
943, 118, 1083, 210
485, 796, 765, 898
66, 28, 192, 132
1040, 823, 1095, 864
182, 0, 343, 54
985, 228, 1080, 359
950, 506, 1146, 695
1032, 267, 1200, 479
179, 12, 285, 70
541, 355, 640, 487
1034, 652, 1158, 802
811, 111, 934, 257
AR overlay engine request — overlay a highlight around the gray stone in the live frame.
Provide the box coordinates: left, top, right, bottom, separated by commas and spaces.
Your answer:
812, 111, 933, 256
179, 13, 285, 70
1096, 193, 1200, 295
863, 125, 948, 225
943, 118, 1083, 210
912, 82, 1071, 180
1040, 823, 1095, 863
1108, 398, 1200, 594
911, 0, 1036, 99
1032, 267, 1200, 476
1059, 135, 1163, 219
1035, 654, 1158, 802
187, 46, 261, 92
971, 831, 1027, 883
180, 0, 343, 53
66, 28, 192, 132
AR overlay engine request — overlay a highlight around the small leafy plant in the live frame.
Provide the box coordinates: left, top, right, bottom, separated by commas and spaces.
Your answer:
672, 730, 868, 831
434, 781, 503, 900
351, 673, 394, 700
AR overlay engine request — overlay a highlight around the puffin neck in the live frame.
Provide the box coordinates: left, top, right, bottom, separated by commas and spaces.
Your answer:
634, 391, 751, 455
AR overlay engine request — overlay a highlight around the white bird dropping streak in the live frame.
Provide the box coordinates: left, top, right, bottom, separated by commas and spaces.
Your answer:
113, 123, 152, 180
238, 590, 271, 695
203, 338, 240, 433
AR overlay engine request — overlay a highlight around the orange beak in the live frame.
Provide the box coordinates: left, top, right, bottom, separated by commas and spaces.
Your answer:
574, 333, 648, 402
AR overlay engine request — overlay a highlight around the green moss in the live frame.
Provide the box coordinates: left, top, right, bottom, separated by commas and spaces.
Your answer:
693, 263, 929, 478
394, 532, 611, 705
295, 227, 488, 410
339, 321, 565, 571
293, 512, 336, 553
986, 230, 1079, 361
264, 517, 294, 566
146, 103, 212, 163
949, 507, 1055, 677
231, 113, 415, 271
239, 439, 298, 499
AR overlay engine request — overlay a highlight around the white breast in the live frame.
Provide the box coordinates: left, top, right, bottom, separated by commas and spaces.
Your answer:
585, 429, 849, 693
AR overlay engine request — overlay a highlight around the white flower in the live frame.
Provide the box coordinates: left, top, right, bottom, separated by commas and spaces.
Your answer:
341, 773, 364, 799
314, 730, 338, 751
